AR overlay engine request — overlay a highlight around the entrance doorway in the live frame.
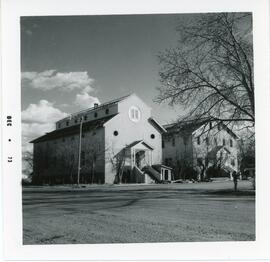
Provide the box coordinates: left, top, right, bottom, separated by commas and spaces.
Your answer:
135, 150, 145, 169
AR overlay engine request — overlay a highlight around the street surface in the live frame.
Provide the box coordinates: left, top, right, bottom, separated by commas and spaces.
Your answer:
23, 180, 255, 244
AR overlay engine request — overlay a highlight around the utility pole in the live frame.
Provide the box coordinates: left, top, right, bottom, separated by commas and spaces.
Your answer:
77, 116, 83, 186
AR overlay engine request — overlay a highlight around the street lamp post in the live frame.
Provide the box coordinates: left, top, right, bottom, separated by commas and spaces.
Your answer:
77, 116, 83, 186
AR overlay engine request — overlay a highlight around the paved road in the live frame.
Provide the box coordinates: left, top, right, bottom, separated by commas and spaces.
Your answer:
23, 181, 255, 244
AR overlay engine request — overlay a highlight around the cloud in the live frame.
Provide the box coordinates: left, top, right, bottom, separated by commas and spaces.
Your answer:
74, 92, 100, 110
22, 100, 68, 124
22, 70, 94, 93
22, 100, 68, 153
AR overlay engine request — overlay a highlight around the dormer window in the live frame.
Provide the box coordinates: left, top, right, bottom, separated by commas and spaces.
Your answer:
129, 106, 141, 122
94, 112, 98, 118
105, 108, 109, 115
66, 121, 69, 126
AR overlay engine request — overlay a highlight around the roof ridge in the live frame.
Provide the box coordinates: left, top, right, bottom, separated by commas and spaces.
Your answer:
59, 93, 132, 121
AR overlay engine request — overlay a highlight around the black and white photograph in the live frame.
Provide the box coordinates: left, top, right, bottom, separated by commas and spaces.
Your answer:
21, 13, 256, 244
1, 0, 270, 261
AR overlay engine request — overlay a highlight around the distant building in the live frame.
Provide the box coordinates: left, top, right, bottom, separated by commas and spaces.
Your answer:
31, 94, 171, 185
162, 119, 239, 180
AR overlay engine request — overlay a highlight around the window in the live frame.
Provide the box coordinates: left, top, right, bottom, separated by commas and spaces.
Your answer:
230, 139, 233, 147
128, 106, 141, 122
214, 138, 218, 145
172, 137, 175, 146
75, 119, 78, 124
84, 115, 87, 121
209, 122, 212, 129
66, 121, 69, 126
218, 123, 221, 131
58, 123, 61, 128
206, 137, 209, 146
105, 108, 109, 114
114, 130, 118, 136
81, 151, 85, 166
162, 140, 165, 148
231, 158, 235, 166
197, 136, 200, 145
223, 138, 226, 146
94, 112, 98, 118
151, 134, 155, 139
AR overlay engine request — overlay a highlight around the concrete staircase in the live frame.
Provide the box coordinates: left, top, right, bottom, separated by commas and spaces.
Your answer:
142, 165, 162, 183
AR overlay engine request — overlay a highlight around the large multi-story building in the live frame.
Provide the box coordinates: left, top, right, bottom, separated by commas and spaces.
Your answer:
162, 119, 239, 180
31, 94, 172, 184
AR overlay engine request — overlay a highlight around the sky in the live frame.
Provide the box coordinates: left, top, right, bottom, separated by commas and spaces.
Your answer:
21, 14, 190, 152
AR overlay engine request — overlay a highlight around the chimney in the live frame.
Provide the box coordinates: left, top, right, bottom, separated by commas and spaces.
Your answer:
94, 103, 99, 108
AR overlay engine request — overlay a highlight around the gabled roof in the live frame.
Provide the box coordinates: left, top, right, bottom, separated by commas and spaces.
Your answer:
163, 119, 208, 135
164, 118, 238, 139
30, 114, 117, 143
148, 117, 167, 134
207, 146, 231, 159
125, 140, 154, 150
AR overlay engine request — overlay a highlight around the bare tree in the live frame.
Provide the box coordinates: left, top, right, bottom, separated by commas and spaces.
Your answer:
156, 13, 254, 126
109, 147, 127, 184
238, 132, 255, 178
22, 150, 33, 180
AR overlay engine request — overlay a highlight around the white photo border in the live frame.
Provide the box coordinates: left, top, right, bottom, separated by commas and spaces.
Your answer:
1, 0, 270, 260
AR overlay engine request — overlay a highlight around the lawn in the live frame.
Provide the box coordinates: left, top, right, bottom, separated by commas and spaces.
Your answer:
22, 180, 255, 244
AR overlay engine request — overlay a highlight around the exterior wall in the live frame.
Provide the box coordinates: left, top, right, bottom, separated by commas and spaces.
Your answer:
162, 132, 193, 167
56, 104, 118, 130
192, 123, 238, 173
162, 122, 238, 179
104, 94, 163, 184
33, 127, 105, 184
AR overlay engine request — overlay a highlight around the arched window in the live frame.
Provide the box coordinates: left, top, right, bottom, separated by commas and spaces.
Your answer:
151, 134, 155, 139
128, 106, 141, 122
